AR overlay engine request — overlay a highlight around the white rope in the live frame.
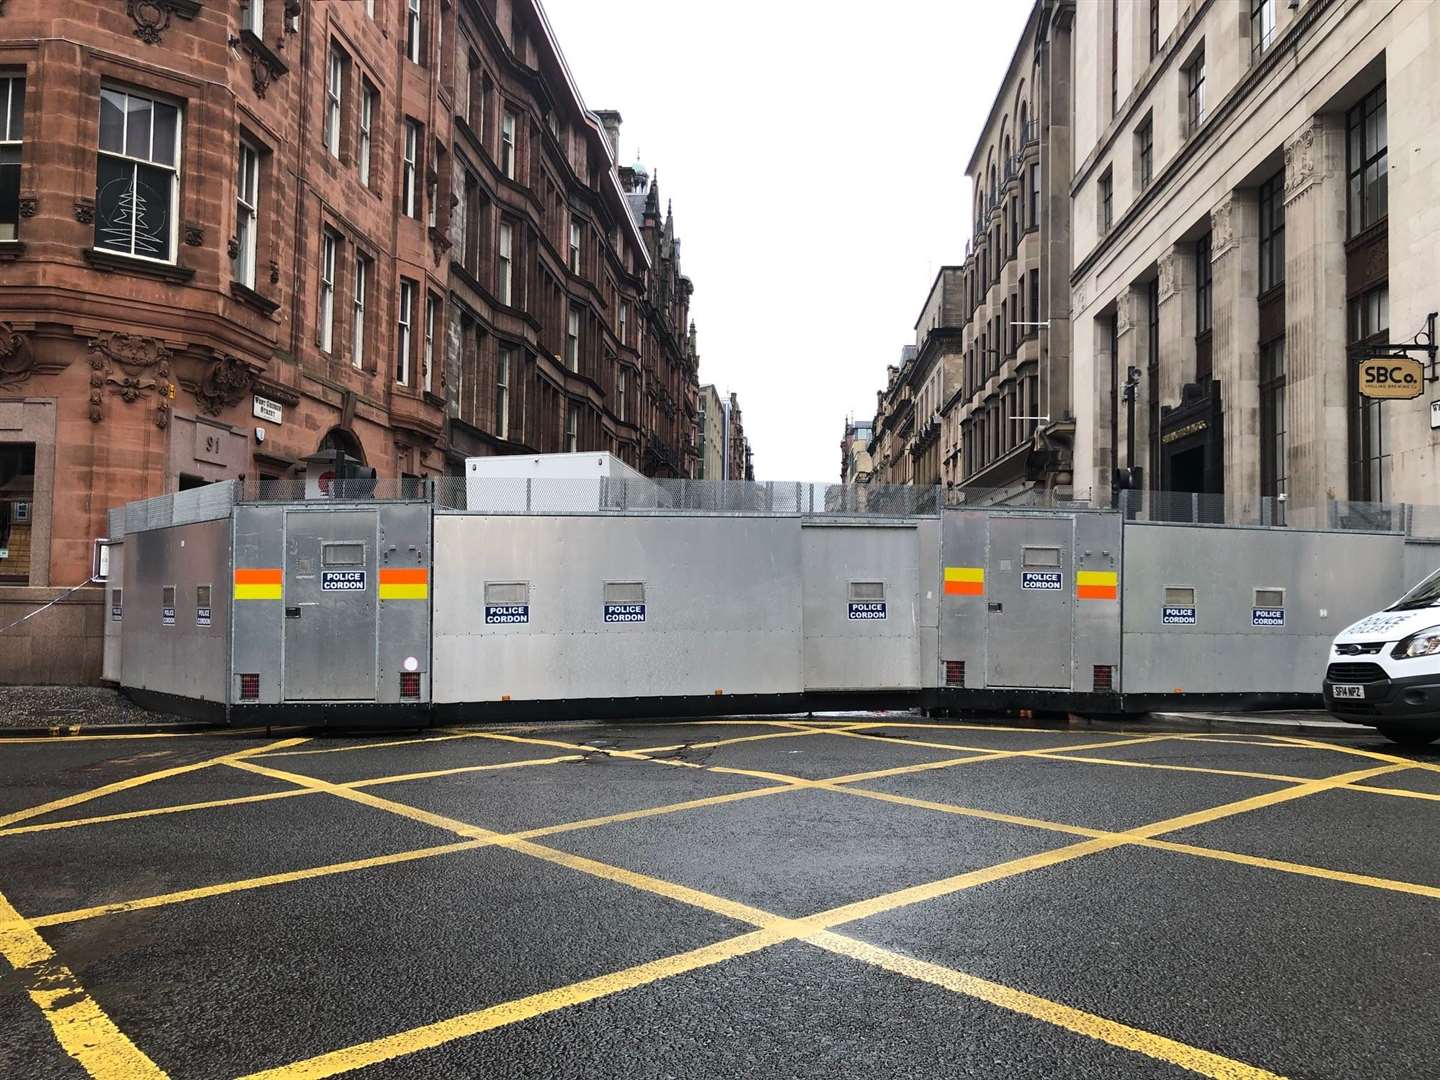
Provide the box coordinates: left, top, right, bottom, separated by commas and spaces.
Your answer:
0, 578, 101, 636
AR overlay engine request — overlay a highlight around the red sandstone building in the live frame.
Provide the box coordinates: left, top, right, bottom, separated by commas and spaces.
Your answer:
0, 0, 702, 679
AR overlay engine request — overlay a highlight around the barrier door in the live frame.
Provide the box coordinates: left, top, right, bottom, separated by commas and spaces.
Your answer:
283, 510, 379, 700
985, 516, 1073, 688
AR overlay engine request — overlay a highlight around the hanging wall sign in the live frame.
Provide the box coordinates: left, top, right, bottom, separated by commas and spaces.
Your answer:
1358, 357, 1424, 400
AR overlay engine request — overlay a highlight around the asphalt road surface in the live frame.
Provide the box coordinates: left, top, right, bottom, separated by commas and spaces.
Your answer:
2, 715, 1439, 1079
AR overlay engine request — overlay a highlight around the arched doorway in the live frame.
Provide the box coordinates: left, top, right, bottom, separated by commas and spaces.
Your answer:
317, 427, 366, 464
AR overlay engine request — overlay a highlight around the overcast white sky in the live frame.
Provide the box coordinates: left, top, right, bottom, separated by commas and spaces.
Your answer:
541, 0, 1034, 482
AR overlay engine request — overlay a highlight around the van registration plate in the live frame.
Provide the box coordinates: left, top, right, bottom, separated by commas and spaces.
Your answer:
1332, 684, 1366, 700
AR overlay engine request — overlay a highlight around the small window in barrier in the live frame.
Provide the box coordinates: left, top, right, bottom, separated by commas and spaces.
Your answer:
1255, 588, 1285, 608
849, 581, 885, 602
604, 581, 646, 604
196, 584, 212, 607
1165, 586, 1196, 606
485, 581, 530, 605
162, 586, 176, 606
323, 543, 366, 566
111, 588, 122, 607
1022, 546, 1062, 568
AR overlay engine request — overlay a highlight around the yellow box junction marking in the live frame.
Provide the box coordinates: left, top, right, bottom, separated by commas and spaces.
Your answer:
4, 719, 1434, 1080
0, 889, 166, 1079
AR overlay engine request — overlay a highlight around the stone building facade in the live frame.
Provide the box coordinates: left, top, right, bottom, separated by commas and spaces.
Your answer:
840, 418, 873, 484
951, 0, 1074, 501
0, 0, 705, 682
1070, 0, 1437, 523
858, 0, 1074, 501
697, 383, 725, 480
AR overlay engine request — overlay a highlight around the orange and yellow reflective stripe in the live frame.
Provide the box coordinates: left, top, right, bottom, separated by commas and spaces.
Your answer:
1076, 570, 1118, 601
943, 567, 985, 597
379, 567, 429, 601
234, 568, 283, 601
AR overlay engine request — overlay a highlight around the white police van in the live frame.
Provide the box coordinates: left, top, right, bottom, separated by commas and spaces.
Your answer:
1324, 567, 1440, 746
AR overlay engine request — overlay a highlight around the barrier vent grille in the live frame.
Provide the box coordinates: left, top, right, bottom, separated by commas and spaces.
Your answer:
238, 674, 260, 701
1093, 665, 1114, 692
944, 660, 965, 687
400, 672, 422, 699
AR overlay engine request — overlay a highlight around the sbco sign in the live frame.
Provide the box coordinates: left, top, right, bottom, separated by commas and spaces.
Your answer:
1358, 356, 1424, 400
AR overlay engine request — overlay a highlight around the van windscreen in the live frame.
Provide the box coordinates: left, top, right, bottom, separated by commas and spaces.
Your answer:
1388, 569, 1440, 611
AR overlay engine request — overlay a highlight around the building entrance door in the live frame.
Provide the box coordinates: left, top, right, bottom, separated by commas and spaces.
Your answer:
283, 510, 379, 701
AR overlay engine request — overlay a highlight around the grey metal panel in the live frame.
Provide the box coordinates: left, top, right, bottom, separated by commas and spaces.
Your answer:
102, 542, 123, 684
119, 517, 231, 703
1120, 524, 1405, 694
938, 510, 991, 689
232, 504, 286, 705
375, 501, 433, 703
432, 514, 804, 703
916, 518, 941, 688
800, 524, 920, 691
985, 515, 1074, 689
283, 509, 379, 701
1072, 512, 1123, 692
1402, 540, 1440, 596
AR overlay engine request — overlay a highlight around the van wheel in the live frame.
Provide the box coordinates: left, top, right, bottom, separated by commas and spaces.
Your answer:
1375, 724, 1440, 748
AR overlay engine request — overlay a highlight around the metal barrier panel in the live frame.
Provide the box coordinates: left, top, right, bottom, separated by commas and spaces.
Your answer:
916, 517, 941, 689
231, 504, 287, 705
937, 509, 1121, 695
1119, 523, 1405, 695
800, 522, 921, 691
230, 502, 432, 706
101, 541, 124, 684
1402, 540, 1440, 594
938, 511, 991, 690
375, 501, 433, 704
1073, 513, 1123, 693
432, 514, 804, 704
120, 517, 231, 704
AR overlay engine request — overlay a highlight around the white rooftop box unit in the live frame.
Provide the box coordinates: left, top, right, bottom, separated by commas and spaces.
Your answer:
464, 453, 666, 512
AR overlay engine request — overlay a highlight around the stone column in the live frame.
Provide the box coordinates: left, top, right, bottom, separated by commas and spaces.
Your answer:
1156, 244, 1198, 413
1282, 117, 1349, 525
1114, 285, 1145, 508
1210, 190, 1262, 522
1090, 311, 1116, 502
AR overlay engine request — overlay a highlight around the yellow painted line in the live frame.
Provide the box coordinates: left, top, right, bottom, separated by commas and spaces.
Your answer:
26, 779, 805, 930
0, 887, 166, 1078
1121, 763, 1408, 840
1346, 781, 1440, 804
810, 932, 1284, 1080
258, 733, 479, 758
236, 927, 797, 1080
0, 727, 285, 744
25, 840, 489, 929
0, 755, 584, 839
0, 788, 315, 837
1137, 836, 1440, 901
1027, 751, 1309, 785
0, 736, 308, 831
1263, 732, 1440, 774
808, 725, 1178, 759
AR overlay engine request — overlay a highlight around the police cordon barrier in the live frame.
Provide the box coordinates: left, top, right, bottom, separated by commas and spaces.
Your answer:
104, 478, 1421, 725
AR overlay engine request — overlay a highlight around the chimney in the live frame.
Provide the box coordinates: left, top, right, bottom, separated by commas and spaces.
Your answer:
594, 109, 623, 163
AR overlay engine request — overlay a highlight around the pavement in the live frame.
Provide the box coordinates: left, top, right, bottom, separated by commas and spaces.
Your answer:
2, 715, 1439, 1079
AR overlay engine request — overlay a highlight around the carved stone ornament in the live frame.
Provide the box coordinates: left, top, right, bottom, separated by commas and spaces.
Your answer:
194, 354, 257, 417
1285, 123, 1317, 197
269, 259, 280, 285
18, 192, 36, 218
127, 0, 198, 45
1116, 291, 1136, 337
1157, 251, 1178, 303
227, 235, 241, 260
87, 333, 173, 427
74, 197, 95, 225
1210, 196, 1235, 256
184, 221, 204, 247
0, 323, 34, 390
249, 49, 279, 98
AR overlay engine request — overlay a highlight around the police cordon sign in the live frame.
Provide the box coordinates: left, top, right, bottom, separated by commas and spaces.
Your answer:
1358, 356, 1424, 400
321, 570, 367, 592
